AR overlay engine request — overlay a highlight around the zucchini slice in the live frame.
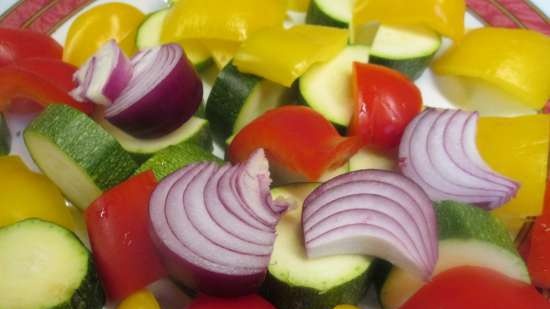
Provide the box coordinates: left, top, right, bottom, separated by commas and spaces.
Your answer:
136, 9, 212, 71
378, 201, 529, 309
24, 105, 138, 209
262, 184, 373, 309
0, 113, 10, 155
0, 219, 104, 309
305, 0, 353, 28
100, 116, 212, 163
348, 148, 395, 172
370, 25, 441, 80
299, 45, 369, 127
206, 62, 291, 143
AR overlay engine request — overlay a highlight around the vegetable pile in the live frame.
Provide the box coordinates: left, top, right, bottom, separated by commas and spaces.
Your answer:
1, 0, 550, 309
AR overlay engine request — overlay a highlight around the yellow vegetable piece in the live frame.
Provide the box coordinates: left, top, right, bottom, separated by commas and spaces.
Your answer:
333, 305, 360, 309
161, 0, 286, 43
234, 25, 349, 86
433, 28, 550, 110
477, 115, 550, 234
288, 0, 311, 11
64, 3, 145, 66
353, 0, 465, 40
202, 40, 241, 69
0, 156, 74, 230
117, 290, 160, 309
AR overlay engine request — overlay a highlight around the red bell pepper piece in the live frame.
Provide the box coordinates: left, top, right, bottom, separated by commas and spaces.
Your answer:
0, 59, 94, 115
528, 212, 550, 289
228, 105, 362, 181
85, 171, 167, 301
401, 266, 550, 309
0, 28, 62, 66
188, 295, 276, 309
349, 63, 422, 150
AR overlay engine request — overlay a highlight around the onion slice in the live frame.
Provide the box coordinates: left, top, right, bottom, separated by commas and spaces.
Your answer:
70, 40, 132, 105
302, 169, 437, 280
398, 108, 519, 209
149, 149, 289, 296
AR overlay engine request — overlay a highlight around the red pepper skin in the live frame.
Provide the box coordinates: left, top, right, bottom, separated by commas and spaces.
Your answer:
401, 266, 550, 309
349, 63, 422, 150
85, 171, 167, 301
188, 295, 276, 309
228, 105, 362, 181
0, 28, 62, 66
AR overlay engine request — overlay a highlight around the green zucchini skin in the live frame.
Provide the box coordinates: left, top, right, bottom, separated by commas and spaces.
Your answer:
0, 113, 10, 155
305, 0, 348, 29
261, 269, 371, 309
54, 258, 105, 309
206, 62, 261, 143
369, 53, 437, 80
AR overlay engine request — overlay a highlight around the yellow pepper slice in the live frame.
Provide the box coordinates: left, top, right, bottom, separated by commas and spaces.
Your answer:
117, 290, 160, 309
288, 0, 311, 11
202, 40, 241, 69
433, 28, 550, 111
161, 0, 286, 43
333, 305, 360, 309
353, 0, 465, 40
477, 115, 550, 234
234, 25, 348, 86
0, 156, 74, 230
64, 3, 145, 66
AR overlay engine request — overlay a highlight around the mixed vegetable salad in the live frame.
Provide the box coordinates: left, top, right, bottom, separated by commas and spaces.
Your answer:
1, 0, 550, 308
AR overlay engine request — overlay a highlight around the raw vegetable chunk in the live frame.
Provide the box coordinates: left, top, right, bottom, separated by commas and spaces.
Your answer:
117, 290, 160, 309
24, 105, 138, 209
306, 0, 353, 28
188, 295, 276, 309
0, 219, 105, 309
527, 211, 550, 289
0, 113, 9, 155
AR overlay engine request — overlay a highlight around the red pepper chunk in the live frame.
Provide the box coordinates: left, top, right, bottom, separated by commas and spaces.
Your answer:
349, 63, 422, 150
0, 28, 62, 66
86, 171, 167, 301
401, 266, 550, 309
228, 106, 362, 181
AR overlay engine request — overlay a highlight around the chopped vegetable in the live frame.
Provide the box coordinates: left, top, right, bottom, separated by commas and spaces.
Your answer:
149, 149, 289, 296
399, 266, 549, 309
0, 28, 62, 66
350, 63, 422, 150
333, 306, 360, 309
299, 45, 369, 127
433, 28, 550, 110
399, 108, 519, 209
0, 113, 10, 155
288, 0, 311, 12
263, 184, 372, 309
348, 148, 395, 171
303, 169, 437, 280
117, 290, 160, 309
202, 39, 242, 69
86, 171, 166, 301
306, 0, 353, 28
353, 0, 465, 40
228, 106, 362, 182
206, 62, 291, 143
188, 295, 276, 309
477, 114, 550, 232
63, 3, 145, 66
24, 105, 138, 209
161, 0, 286, 42
527, 212, 550, 289
233, 25, 349, 86
102, 44, 203, 138
380, 201, 529, 309
0, 219, 105, 309
0, 155, 74, 230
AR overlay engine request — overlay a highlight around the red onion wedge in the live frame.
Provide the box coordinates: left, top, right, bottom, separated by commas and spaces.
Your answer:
149, 149, 289, 296
398, 108, 519, 209
70, 40, 132, 105
302, 169, 437, 280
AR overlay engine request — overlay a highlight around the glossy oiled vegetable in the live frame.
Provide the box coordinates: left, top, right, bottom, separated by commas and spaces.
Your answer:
0, 156, 74, 230
433, 28, 550, 110
63, 3, 145, 66
234, 25, 349, 86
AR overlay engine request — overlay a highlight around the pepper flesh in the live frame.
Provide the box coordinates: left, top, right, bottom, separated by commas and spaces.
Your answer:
433, 28, 550, 110
353, 0, 465, 40
234, 25, 349, 86
0, 28, 62, 66
117, 290, 160, 309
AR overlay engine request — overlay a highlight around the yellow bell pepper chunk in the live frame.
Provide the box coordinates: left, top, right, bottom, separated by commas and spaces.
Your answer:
333, 305, 360, 309
288, 0, 311, 11
64, 3, 145, 66
434, 28, 550, 111
161, 0, 286, 43
234, 25, 349, 86
0, 156, 74, 230
353, 0, 465, 40
477, 115, 550, 234
117, 290, 160, 309
202, 40, 242, 69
